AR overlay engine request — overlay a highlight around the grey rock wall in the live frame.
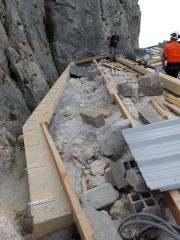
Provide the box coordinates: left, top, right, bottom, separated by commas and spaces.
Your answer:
49, 0, 141, 72
0, 0, 140, 174
0, 0, 58, 174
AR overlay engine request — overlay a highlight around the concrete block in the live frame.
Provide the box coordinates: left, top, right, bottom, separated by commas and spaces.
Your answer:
128, 192, 161, 216
139, 74, 161, 87
138, 86, 163, 96
85, 207, 122, 240
111, 160, 129, 189
117, 83, 135, 97
104, 170, 116, 187
88, 70, 98, 81
126, 167, 148, 192
81, 183, 119, 209
80, 109, 105, 128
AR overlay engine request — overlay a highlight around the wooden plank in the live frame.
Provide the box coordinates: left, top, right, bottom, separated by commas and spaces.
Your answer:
42, 124, 95, 240
165, 96, 180, 108
42, 64, 70, 125
94, 60, 137, 128
150, 98, 168, 119
74, 54, 109, 64
24, 127, 72, 237
102, 63, 122, 71
148, 56, 161, 65
166, 94, 180, 104
164, 190, 180, 225
163, 102, 180, 116
117, 58, 180, 96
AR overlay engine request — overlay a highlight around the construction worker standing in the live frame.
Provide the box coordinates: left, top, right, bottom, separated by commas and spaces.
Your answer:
162, 32, 180, 78
109, 32, 119, 62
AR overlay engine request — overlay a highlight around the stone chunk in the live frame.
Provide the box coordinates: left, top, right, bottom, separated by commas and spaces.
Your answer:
88, 70, 98, 81
111, 160, 129, 189
139, 74, 161, 87
126, 167, 148, 192
138, 86, 163, 96
117, 83, 135, 97
100, 120, 130, 158
85, 207, 122, 240
90, 160, 106, 175
80, 109, 105, 128
81, 183, 119, 209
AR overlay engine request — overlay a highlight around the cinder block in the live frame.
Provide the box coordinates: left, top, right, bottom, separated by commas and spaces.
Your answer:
117, 83, 135, 97
111, 160, 129, 189
88, 70, 98, 81
104, 170, 116, 187
128, 192, 161, 216
80, 109, 105, 128
81, 183, 119, 209
85, 207, 122, 240
126, 167, 148, 192
138, 86, 163, 96
139, 75, 161, 87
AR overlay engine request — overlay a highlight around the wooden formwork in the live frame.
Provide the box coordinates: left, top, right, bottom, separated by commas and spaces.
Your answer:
23, 54, 180, 238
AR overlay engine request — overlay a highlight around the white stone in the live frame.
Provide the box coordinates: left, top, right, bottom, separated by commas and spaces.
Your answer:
90, 160, 106, 175
85, 207, 122, 240
89, 174, 106, 188
64, 106, 73, 116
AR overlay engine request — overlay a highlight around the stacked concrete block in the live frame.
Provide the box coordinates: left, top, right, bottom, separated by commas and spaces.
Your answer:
109, 159, 148, 192
80, 109, 105, 128
128, 192, 161, 216
138, 74, 163, 96
117, 83, 135, 98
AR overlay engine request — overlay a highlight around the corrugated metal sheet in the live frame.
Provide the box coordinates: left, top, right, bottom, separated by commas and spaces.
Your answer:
122, 119, 180, 192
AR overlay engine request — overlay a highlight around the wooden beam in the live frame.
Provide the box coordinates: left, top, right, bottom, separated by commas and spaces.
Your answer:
102, 63, 123, 71
42, 124, 95, 240
165, 94, 180, 107
148, 56, 161, 65
94, 60, 137, 128
117, 58, 180, 96
163, 102, 180, 116
74, 54, 109, 64
150, 98, 168, 119
164, 190, 180, 225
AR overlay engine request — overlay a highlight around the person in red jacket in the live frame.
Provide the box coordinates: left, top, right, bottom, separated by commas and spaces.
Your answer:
109, 32, 119, 62
162, 32, 180, 78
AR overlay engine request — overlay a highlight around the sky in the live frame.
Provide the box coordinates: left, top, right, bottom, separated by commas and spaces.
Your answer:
139, 0, 180, 48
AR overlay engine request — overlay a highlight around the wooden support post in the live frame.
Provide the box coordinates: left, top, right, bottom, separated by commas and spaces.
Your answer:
42, 124, 95, 240
150, 98, 168, 119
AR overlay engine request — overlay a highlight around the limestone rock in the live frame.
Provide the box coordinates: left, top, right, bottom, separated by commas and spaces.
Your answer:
0, 213, 24, 240
81, 183, 119, 209
100, 120, 130, 158
110, 195, 132, 221
89, 174, 106, 188
90, 160, 106, 175
85, 207, 122, 240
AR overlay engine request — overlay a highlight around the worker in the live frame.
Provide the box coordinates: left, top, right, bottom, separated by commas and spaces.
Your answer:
162, 31, 180, 78
109, 32, 119, 62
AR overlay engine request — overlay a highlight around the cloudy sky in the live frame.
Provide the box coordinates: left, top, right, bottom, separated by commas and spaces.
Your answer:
138, 0, 180, 48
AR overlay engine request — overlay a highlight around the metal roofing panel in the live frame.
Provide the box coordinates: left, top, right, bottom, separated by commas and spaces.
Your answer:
122, 119, 180, 192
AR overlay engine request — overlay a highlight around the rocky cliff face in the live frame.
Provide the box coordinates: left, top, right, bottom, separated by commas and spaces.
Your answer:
0, 0, 140, 172
49, 0, 141, 72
